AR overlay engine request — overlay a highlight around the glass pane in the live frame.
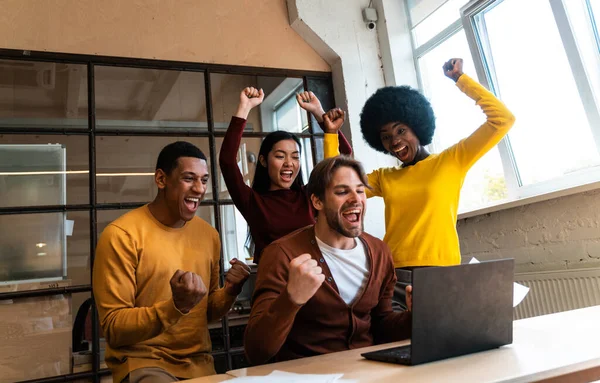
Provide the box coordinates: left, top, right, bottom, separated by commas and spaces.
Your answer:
0, 135, 89, 206
97, 206, 214, 238
0, 211, 90, 285
220, 204, 252, 269
306, 77, 335, 133
412, 0, 468, 47
94, 67, 207, 131
592, 0, 600, 36
565, 0, 600, 110
215, 137, 262, 200
479, 0, 600, 186
95, 136, 212, 203
210, 73, 304, 132
418, 29, 509, 212
315, 136, 324, 163
0, 60, 88, 129
0, 290, 81, 381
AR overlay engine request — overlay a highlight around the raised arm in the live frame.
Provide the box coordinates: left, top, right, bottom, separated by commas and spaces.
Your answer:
443, 58, 516, 170
297, 91, 353, 157
219, 87, 265, 212
93, 225, 205, 348
244, 250, 324, 365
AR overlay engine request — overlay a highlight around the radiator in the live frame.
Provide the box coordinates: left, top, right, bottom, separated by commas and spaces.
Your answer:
514, 268, 600, 320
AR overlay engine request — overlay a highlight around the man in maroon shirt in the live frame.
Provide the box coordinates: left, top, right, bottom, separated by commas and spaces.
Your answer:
244, 156, 412, 365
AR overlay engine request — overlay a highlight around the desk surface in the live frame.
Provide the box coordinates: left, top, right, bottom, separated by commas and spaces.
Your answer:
228, 305, 600, 383
186, 374, 232, 382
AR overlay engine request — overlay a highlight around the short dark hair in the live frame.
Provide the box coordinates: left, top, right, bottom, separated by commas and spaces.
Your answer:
359, 86, 436, 154
251, 131, 304, 193
156, 141, 207, 175
307, 156, 371, 214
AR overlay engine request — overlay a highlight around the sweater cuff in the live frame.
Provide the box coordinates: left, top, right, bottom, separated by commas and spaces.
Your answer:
323, 133, 340, 158
270, 287, 303, 318
155, 298, 187, 330
230, 116, 247, 126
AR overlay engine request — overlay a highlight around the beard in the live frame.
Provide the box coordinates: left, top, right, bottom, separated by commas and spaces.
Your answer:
323, 204, 364, 238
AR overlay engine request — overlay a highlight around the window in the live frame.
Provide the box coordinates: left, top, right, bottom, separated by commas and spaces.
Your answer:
0, 52, 333, 381
409, 0, 600, 213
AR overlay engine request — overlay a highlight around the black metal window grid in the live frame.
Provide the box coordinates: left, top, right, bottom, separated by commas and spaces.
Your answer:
0, 48, 334, 383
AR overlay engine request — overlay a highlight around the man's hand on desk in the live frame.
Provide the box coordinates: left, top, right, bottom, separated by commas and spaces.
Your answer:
406, 285, 412, 312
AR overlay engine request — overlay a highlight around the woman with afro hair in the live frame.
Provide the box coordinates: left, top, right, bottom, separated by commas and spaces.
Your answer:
359, 58, 515, 309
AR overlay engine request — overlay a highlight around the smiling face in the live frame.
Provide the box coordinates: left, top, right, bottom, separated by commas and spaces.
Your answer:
314, 166, 367, 238
260, 138, 301, 191
379, 121, 422, 164
157, 156, 209, 226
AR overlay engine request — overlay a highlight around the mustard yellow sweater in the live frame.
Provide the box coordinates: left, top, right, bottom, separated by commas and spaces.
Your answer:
366, 74, 516, 268
93, 206, 236, 383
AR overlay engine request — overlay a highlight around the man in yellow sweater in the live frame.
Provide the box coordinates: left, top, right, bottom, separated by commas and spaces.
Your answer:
358, 58, 516, 309
93, 141, 251, 383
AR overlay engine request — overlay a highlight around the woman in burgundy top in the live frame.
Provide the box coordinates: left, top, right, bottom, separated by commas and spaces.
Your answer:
219, 87, 352, 264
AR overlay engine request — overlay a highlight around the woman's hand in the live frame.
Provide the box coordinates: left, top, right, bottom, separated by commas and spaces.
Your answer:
443, 58, 464, 82
235, 87, 265, 119
296, 91, 326, 123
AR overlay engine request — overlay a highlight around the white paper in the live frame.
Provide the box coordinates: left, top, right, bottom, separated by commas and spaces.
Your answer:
469, 257, 530, 307
227, 370, 352, 383
65, 219, 74, 236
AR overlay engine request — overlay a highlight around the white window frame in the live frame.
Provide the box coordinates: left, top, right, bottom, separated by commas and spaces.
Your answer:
409, 0, 600, 218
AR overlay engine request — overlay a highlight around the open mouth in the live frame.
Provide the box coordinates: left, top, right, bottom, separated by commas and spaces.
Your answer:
342, 208, 362, 224
184, 197, 199, 212
394, 145, 409, 160
280, 170, 294, 182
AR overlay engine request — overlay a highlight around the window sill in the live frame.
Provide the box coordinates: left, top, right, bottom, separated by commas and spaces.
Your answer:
457, 179, 600, 220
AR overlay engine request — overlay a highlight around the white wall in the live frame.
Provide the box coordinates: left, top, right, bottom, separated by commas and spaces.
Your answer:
288, 0, 412, 238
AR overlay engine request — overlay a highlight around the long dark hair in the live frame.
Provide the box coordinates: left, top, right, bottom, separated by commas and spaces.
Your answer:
251, 130, 304, 193
245, 131, 305, 258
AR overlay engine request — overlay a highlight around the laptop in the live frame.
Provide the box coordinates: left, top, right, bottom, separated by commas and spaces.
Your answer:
361, 259, 514, 365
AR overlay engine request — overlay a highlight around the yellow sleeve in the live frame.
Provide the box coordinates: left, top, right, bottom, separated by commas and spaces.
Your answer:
93, 225, 185, 348
206, 232, 237, 322
448, 74, 516, 171
323, 133, 340, 158
366, 169, 382, 198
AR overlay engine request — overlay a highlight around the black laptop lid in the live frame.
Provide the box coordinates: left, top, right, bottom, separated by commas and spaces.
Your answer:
410, 259, 514, 365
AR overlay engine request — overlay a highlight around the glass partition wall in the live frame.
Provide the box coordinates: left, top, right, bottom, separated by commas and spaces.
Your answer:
0, 49, 333, 383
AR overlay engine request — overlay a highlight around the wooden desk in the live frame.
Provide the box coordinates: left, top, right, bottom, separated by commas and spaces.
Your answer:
228, 305, 600, 382
186, 374, 232, 382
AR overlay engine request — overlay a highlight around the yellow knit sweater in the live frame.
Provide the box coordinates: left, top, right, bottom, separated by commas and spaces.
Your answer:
367, 74, 516, 268
93, 206, 236, 383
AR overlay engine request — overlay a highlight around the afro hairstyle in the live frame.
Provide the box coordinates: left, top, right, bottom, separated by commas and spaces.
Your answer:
359, 86, 436, 154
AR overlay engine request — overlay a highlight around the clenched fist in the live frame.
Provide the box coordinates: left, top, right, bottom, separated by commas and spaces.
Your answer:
287, 253, 325, 305
235, 87, 265, 119
171, 270, 207, 314
224, 258, 251, 296
322, 108, 345, 134
443, 58, 464, 82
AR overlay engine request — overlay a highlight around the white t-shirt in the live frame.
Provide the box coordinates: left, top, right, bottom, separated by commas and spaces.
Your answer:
316, 236, 370, 305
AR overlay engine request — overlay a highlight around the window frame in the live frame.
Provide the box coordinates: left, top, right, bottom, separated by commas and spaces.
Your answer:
408, 0, 600, 216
